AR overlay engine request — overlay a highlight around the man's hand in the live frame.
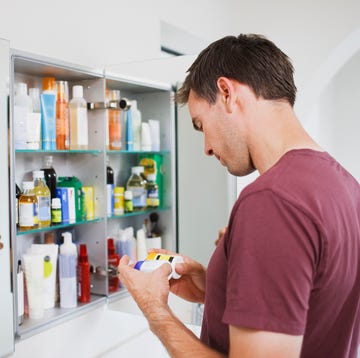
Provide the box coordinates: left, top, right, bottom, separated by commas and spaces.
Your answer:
117, 255, 172, 320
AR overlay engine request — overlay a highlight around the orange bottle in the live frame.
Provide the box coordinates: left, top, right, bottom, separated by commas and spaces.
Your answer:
56, 81, 70, 150
108, 90, 122, 150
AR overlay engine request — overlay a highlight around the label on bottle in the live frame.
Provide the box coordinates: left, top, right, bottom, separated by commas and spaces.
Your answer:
146, 187, 159, 207
75, 107, 88, 146
129, 187, 146, 208
51, 208, 62, 224
19, 202, 35, 227
59, 254, 77, 278
107, 184, 114, 216
114, 187, 124, 215
38, 195, 51, 222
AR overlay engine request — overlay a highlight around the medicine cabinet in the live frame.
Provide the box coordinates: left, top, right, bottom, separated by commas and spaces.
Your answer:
8, 50, 177, 340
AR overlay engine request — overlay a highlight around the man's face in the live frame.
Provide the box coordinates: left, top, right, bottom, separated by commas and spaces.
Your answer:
188, 89, 255, 176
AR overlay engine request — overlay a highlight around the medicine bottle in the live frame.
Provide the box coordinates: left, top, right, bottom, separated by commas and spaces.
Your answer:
114, 186, 125, 215
126, 166, 146, 211
19, 181, 38, 228
51, 197, 62, 224
146, 173, 159, 208
33, 170, 51, 227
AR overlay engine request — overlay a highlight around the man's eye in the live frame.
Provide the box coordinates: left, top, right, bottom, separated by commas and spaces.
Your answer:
193, 122, 203, 132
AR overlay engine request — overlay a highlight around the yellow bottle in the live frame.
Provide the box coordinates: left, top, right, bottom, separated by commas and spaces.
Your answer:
33, 170, 51, 227
19, 181, 38, 228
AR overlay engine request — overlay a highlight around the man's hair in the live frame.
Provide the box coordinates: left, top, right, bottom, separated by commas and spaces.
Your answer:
175, 34, 297, 106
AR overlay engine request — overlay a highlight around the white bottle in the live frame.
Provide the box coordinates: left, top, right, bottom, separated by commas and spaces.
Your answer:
59, 232, 77, 308
69, 85, 88, 150
14, 83, 33, 149
28, 88, 42, 149
136, 228, 147, 261
131, 100, 142, 151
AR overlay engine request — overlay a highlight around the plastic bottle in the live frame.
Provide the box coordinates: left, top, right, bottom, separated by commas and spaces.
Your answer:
145, 252, 184, 279
108, 90, 122, 150
69, 85, 88, 150
18, 181, 38, 228
41, 77, 57, 150
106, 162, 114, 216
126, 166, 146, 211
146, 173, 159, 208
59, 232, 77, 308
41, 155, 57, 200
77, 243, 91, 303
14, 82, 33, 149
56, 81, 70, 150
28, 87, 41, 150
107, 238, 120, 293
125, 105, 133, 151
51, 198, 62, 224
32, 170, 51, 227
136, 228, 147, 261
131, 100, 142, 151
114, 186, 124, 215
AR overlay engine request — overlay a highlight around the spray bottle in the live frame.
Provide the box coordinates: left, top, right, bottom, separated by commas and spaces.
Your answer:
77, 244, 91, 303
59, 232, 77, 308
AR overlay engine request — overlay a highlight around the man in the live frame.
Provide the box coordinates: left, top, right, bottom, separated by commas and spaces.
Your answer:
118, 34, 360, 357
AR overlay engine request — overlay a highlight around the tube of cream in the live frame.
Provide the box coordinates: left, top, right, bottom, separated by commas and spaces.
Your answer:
30, 244, 58, 309
40, 93, 56, 150
125, 108, 133, 151
23, 253, 45, 319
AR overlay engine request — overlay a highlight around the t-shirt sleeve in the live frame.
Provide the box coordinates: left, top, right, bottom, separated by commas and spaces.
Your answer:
223, 189, 320, 335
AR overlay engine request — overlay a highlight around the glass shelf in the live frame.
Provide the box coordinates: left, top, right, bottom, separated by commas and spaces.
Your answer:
15, 149, 103, 155
106, 150, 170, 155
16, 217, 103, 236
107, 206, 170, 219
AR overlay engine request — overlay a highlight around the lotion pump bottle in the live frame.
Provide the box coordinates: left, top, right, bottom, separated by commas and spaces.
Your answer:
59, 232, 77, 308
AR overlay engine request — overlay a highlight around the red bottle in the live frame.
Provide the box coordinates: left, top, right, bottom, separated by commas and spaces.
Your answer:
108, 238, 120, 293
77, 244, 91, 303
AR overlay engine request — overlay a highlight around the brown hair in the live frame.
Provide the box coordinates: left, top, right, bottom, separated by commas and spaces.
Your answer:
175, 34, 297, 106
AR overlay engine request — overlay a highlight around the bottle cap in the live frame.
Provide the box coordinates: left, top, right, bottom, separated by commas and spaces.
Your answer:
51, 198, 61, 208
42, 77, 56, 92
22, 181, 34, 190
72, 85, 83, 98
134, 260, 144, 271
32, 170, 45, 179
131, 166, 144, 175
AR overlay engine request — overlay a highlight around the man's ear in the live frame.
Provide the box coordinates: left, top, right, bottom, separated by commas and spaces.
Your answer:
216, 77, 237, 113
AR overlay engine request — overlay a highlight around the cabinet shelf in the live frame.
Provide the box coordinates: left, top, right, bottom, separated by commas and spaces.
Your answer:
15, 149, 103, 155
17, 295, 106, 339
107, 206, 170, 220
16, 217, 103, 236
106, 150, 170, 155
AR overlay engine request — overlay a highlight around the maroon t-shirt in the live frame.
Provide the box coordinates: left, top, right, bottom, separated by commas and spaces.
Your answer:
201, 149, 360, 357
